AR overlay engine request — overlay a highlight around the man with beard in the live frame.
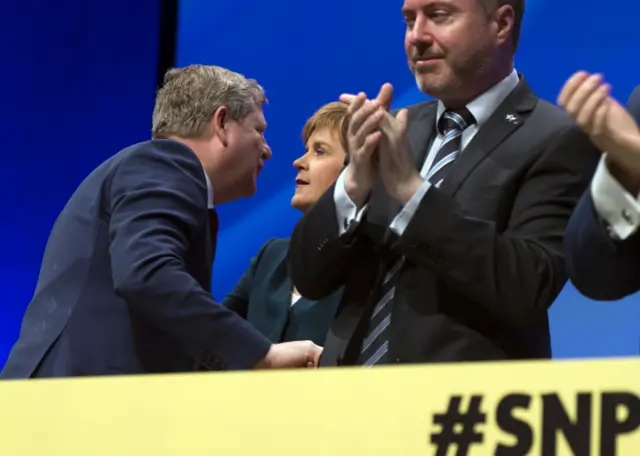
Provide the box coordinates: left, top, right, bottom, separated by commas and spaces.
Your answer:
288, 0, 600, 366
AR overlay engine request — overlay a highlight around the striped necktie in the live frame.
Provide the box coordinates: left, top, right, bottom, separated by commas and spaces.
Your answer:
426, 108, 476, 187
357, 107, 475, 366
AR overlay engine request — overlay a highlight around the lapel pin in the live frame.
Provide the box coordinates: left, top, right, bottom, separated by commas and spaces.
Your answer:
505, 113, 520, 124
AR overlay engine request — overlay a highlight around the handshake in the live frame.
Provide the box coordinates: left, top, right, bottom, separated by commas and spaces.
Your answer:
254, 341, 323, 369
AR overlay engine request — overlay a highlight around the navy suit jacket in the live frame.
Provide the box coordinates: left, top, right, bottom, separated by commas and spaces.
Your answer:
1, 139, 271, 378
222, 238, 341, 346
565, 86, 640, 300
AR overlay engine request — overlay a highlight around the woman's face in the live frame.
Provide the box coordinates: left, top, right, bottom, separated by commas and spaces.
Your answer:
291, 127, 346, 212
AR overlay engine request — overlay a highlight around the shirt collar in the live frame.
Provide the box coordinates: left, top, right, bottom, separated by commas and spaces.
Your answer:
436, 68, 519, 129
204, 172, 214, 209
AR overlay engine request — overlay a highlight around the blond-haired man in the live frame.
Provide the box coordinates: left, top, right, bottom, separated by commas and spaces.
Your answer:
2, 65, 321, 378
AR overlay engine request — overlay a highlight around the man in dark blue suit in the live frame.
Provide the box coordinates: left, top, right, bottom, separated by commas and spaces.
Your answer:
1, 65, 322, 378
560, 72, 640, 300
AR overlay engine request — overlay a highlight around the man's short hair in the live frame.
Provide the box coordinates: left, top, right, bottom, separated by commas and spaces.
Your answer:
482, 0, 525, 51
152, 64, 266, 139
301, 101, 349, 153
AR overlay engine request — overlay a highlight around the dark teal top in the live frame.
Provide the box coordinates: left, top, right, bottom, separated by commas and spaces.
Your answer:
222, 238, 342, 345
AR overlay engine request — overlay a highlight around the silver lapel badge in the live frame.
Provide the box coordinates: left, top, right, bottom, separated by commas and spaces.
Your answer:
505, 114, 518, 124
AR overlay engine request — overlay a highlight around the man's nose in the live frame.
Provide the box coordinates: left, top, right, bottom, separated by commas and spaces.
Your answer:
262, 144, 272, 160
407, 16, 434, 48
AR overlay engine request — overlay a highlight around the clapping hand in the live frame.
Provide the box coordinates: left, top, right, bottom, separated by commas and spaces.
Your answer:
337, 83, 393, 207
558, 71, 640, 175
340, 83, 423, 205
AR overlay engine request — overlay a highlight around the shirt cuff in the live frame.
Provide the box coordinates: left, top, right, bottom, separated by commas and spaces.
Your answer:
334, 171, 368, 235
591, 154, 640, 240
390, 178, 432, 236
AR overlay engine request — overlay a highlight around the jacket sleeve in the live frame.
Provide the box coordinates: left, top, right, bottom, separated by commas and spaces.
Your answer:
565, 188, 640, 300
288, 183, 365, 300
109, 140, 272, 370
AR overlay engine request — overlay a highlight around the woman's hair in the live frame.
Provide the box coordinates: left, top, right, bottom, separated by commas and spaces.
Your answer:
301, 101, 349, 153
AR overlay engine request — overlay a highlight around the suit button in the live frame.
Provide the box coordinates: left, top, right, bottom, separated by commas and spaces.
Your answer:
317, 238, 330, 251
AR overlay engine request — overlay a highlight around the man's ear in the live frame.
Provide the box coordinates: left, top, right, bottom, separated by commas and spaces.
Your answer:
494, 4, 515, 48
211, 106, 229, 146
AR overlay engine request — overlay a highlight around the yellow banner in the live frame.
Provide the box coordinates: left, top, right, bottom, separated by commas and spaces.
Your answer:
0, 358, 638, 455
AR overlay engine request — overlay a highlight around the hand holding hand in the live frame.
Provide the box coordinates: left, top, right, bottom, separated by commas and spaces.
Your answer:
255, 341, 323, 369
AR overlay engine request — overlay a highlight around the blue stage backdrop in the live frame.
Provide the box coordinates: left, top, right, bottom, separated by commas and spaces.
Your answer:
0, 0, 638, 366
0, 0, 161, 363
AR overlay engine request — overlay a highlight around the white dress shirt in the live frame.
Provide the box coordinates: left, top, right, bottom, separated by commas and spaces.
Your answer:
204, 172, 214, 209
290, 290, 302, 307
333, 69, 520, 235
590, 156, 640, 240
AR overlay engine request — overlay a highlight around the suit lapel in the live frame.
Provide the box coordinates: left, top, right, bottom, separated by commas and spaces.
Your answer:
206, 231, 214, 268
269, 251, 295, 337
387, 102, 439, 219
407, 101, 439, 166
439, 76, 538, 197
204, 222, 215, 290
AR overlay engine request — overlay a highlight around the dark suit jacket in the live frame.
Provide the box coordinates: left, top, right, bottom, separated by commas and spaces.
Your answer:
288, 76, 600, 366
1, 139, 271, 378
565, 85, 640, 300
222, 238, 341, 345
